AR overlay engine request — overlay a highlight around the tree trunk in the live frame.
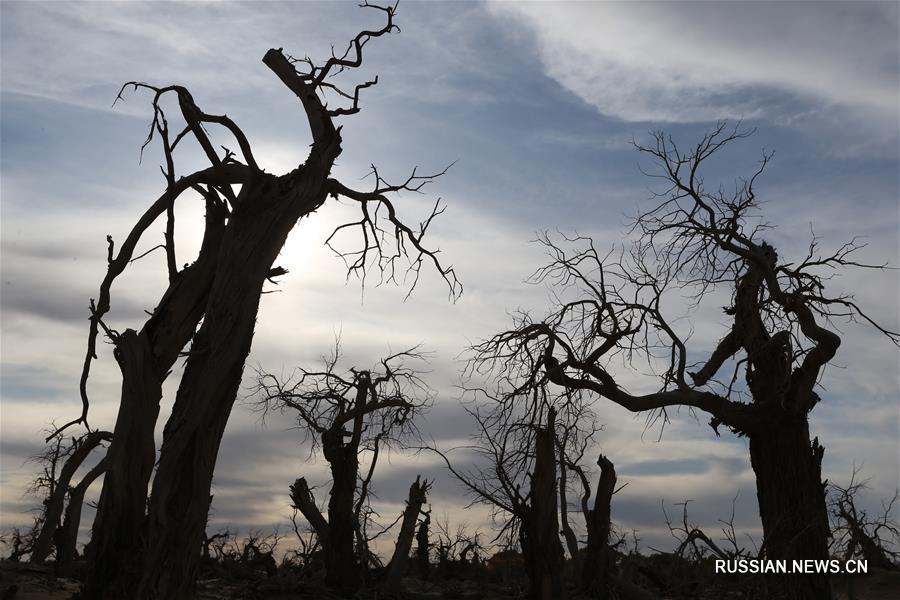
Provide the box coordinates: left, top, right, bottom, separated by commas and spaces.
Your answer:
127, 47, 347, 599
133, 176, 332, 599
386, 477, 429, 587
749, 416, 832, 600
521, 410, 565, 600
416, 510, 431, 579
557, 441, 579, 569
323, 428, 362, 597
55, 458, 107, 577
30, 430, 111, 565
290, 478, 329, 545
581, 454, 616, 598
84, 196, 226, 600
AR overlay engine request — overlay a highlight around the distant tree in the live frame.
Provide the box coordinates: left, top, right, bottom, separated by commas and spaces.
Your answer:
436, 387, 606, 599
473, 124, 899, 600
384, 475, 431, 589
54, 3, 459, 598
828, 468, 899, 570
255, 346, 432, 596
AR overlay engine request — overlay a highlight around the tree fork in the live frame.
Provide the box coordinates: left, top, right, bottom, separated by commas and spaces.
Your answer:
83, 195, 228, 599
30, 430, 112, 565
55, 457, 108, 577
136, 171, 335, 599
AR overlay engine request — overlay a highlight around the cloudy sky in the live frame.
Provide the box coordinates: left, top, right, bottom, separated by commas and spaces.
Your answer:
1, 1, 898, 555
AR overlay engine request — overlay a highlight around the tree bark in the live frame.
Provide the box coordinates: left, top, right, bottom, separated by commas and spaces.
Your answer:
55, 458, 108, 577
386, 477, 429, 587
135, 176, 334, 599
520, 410, 565, 600
84, 195, 226, 600
749, 416, 832, 600
128, 48, 344, 600
581, 454, 616, 598
30, 430, 111, 565
322, 427, 363, 597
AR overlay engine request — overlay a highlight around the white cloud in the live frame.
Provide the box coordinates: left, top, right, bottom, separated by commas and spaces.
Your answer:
490, 1, 899, 123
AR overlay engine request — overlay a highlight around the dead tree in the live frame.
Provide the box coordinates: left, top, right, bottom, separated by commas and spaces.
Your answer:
54, 457, 108, 577
3, 520, 39, 562
472, 124, 900, 600
436, 396, 580, 599
29, 430, 111, 565
258, 347, 432, 596
385, 476, 430, 587
430, 517, 484, 578
61, 4, 457, 598
554, 393, 602, 567
520, 409, 565, 600
829, 468, 900, 570
579, 455, 616, 598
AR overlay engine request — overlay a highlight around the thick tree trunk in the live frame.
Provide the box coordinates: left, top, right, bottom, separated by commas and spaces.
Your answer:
85, 332, 162, 598
386, 477, 429, 587
581, 454, 616, 598
30, 430, 111, 565
84, 197, 226, 600
128, 47, 347, 599
134, 160, 336, 598
521, 410, 565, 600
55, 458, 107, 577
749, 416, 832, 600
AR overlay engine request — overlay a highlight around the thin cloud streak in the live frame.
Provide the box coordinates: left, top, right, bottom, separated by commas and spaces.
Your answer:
490, 1, 899, 124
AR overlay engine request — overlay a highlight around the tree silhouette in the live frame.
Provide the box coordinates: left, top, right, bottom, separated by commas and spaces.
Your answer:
28, 429, 111, 569
62, 4, 459, 598
436, 386, 608, 599
255, 345, 432, 596
473, 124, 899, 600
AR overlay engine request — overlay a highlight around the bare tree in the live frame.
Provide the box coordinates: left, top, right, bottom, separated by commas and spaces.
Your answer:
829, 468, 899, 570
29, 429, 111, 565
472, 123, 899, 600
385, 475, 431, 588
61, 4, 458, 598
436, 392, 597, 599
521, 408, 565, 600
579, 454, 617, 598
2, 519, 40, 563
256, 346, 432, 596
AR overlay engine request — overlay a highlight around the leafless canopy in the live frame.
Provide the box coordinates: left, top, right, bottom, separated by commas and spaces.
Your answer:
472, 123, 899, 438
253, 343, 433, 452
57, 0, 459, 440
434, 384, 600, 548
828, 467, 900, 568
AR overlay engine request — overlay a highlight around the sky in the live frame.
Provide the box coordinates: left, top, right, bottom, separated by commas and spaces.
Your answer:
1, 0, 898, 557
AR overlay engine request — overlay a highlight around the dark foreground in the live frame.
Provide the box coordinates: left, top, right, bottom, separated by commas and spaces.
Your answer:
3, 557, 900, 600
